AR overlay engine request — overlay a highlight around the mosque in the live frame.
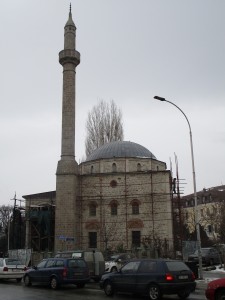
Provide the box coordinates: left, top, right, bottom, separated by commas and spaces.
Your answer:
23, 8, 174, 257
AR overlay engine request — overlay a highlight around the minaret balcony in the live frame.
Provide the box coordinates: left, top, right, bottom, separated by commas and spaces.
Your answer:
59, 49, 80, 66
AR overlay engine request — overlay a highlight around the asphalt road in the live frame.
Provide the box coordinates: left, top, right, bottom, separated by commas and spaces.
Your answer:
0, 279, 207, 300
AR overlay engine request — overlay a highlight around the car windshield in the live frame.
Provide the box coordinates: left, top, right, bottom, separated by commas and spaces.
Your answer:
5, 258, 23, 265
109, 255, 120, 261
193, 249, 209, 255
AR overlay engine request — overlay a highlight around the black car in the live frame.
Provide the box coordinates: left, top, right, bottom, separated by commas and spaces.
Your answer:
99, 258, 196, 300
188, 247, 221, 266
23, 257, 90, 289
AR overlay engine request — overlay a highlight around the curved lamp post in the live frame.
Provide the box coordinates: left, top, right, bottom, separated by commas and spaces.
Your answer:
154, 95, 203, 279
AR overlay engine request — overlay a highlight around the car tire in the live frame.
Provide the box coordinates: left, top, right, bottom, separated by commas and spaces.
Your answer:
177, 289, 191, 299
77, 283, 85, 288
111, 266, 117, 272
103, 280, 114, 296
216, 289, 225, 300
50, 276, 58, 290
16, 278, 22, 283
24, 275, 32, 287
148, 284, 161, 300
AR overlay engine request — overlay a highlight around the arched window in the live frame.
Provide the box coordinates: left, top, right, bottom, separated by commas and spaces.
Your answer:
132, 201, 139, 215
91, 166, 94, 174
89, 202, 97, 216
111, 202, 118, 216
112, 163, 117, 172
137, 163, 141, 172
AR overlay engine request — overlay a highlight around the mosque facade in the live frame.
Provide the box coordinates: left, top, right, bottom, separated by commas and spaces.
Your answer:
23, 8, 174, 257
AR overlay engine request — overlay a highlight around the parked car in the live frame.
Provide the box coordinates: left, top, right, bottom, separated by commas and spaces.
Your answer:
99, 258, 196, 300
188, 247, 220, 266
23, 257, 90, 289
55, 249, 105, 281
205, 277, 225, 300
105, 253, 136, 272
0, 257, 27, 282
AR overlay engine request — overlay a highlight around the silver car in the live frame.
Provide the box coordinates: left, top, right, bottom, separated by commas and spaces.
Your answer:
0, 258, 27, 282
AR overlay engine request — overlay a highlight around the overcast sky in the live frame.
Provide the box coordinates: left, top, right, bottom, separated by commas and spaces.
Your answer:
1, 0, 225, 205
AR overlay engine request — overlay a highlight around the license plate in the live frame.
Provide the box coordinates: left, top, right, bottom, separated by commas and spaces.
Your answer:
178, 275, 188, 279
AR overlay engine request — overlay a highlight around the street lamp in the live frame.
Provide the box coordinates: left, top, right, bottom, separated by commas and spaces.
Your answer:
153, 95, 203, 279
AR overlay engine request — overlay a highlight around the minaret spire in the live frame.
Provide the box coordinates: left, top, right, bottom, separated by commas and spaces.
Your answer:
55, 7, 80, 252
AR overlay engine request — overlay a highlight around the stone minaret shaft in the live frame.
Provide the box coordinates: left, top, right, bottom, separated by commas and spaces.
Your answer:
55, 7, 80, 251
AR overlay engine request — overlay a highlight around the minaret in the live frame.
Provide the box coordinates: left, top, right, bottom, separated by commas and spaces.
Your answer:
55, 5, 80, 251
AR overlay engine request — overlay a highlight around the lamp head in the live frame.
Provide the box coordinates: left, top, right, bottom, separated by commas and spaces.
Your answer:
154, 96, 166, 101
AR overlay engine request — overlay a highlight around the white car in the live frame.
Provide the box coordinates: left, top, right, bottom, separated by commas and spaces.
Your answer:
105, 253, 136, 272
0, 258, 27, 282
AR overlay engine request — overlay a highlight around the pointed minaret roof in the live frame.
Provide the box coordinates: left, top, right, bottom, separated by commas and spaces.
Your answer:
65, 3, 75, 27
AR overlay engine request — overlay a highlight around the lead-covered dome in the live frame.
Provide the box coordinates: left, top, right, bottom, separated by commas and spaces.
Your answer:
85, 141, 156, 162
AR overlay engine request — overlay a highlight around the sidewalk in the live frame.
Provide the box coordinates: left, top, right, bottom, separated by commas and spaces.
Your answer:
196, 279, 207, 290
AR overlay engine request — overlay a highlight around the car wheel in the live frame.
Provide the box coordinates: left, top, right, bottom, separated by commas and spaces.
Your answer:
216, 289, 225, 300
103, 280, 114, 296
148, 284, 161, 300
16, 278, 22, 283
50, 276, 58, 290
24, 275, 32, 287
111, 266, 117, 272
177, 289, 191, 299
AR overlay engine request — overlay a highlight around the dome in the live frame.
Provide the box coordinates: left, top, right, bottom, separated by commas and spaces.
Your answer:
85, 141, 156, 162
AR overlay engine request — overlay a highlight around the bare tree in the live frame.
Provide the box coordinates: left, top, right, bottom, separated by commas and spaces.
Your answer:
85, 100, 124, 157
0, 205, 13, 234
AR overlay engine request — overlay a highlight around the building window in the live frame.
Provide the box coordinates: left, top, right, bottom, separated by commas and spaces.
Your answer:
91, 166, 94, 173
132, 201, 139, 215
137, 163, 141, 171
89, 232, 97, 248
111, 202, 118, 216
208, 225, 212, 233
112, 163, 117, 172
89, 202, 97, 216
132, 231, 140, 247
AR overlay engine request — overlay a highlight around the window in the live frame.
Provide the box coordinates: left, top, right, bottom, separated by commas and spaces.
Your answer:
91, 166, 94, 173
208, 225, 212, 233
122, 261, 140, 274
132, 231, 140, 247
112, 163, 117, 172
138, 261, 157, 273
111, 202, 118, 215
132, 202, 139, 215
89, 232, 97, 248
37, 260, 47, 268
89, 202, 97, 216
55, 260, 64, 267
137, 163, 141, 171
46, 259, 55, 268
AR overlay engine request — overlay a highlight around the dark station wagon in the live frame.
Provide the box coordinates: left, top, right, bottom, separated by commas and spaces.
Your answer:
100, 258, 196, 300
23, 257, 90, 289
